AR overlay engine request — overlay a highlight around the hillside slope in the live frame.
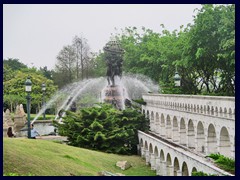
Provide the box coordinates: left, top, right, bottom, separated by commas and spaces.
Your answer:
3, 138, 155, 176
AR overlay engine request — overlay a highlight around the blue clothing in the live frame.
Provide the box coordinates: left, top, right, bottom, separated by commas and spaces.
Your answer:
31, 128, 40, 138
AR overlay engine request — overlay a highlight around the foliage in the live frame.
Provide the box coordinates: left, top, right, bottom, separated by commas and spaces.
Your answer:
192, 171, 217, 176
54, 103, 149, 155
3, 58, 27, 71
54, 35, 98, 88
3, 61, 58, 114
111, 4, 235, 96
207, 153, 235, 174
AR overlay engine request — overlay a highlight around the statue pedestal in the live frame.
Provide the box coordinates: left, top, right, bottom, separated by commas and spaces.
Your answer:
104, 85, 124, 110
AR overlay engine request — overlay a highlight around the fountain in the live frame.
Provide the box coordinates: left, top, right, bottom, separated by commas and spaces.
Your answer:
29, 37, 158, 134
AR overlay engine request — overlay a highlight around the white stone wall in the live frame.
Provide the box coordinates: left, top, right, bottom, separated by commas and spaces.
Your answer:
142, 94, 235, 159
138, 131, 233, 176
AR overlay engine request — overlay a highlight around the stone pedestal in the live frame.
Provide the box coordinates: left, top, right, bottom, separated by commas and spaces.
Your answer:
103, 85, 125, 110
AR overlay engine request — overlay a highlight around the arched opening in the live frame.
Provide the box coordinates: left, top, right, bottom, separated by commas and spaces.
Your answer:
155, 113, 160, 134
182, 162, 189, 176
160, 114, 166, 137
215, 107, 218, 116
140, 138, 144, 147
197, 121, 205, 153
160, 150, 165, 176
188, 119, 195, 149
166, 153, 172, 176
173, 157, 180, 176
207, 124, 217, 154
191, 167, 197, 176
180, 118, 187, 146
166, 115, 172, 139
149, 143, 153, 154
172, 116, 179, 143
160, 149, 165, 162
142, 109, 145, 115
154, 146, 159, 157
144, 141, 148, 151
219, 127, 231, 157
146, 110, 150, 119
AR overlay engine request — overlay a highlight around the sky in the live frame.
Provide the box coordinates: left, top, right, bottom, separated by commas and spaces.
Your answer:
3, 4, 202, 70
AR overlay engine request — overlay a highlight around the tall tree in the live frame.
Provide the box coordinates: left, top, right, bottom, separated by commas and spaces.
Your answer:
72, 35, 90, 80
55, 45, 76, 84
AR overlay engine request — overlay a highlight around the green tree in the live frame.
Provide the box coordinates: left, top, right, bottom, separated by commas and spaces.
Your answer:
54, 103, 149, 155
3, 70, 57, 114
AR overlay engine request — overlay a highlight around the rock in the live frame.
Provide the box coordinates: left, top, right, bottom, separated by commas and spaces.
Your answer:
116, 161, 132, 170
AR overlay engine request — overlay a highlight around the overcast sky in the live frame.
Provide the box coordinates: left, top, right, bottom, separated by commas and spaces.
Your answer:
3, 4, 202, 70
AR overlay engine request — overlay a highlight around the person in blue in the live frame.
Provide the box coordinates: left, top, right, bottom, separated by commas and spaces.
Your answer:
30, 124, 40, 139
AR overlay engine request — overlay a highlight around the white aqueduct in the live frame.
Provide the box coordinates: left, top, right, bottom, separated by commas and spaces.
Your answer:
138, 94, 235, 176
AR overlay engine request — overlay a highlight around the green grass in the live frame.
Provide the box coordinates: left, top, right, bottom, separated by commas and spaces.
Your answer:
3, 138, 156, 176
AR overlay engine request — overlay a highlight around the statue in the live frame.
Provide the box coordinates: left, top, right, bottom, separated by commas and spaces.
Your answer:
103, 37, 124, 86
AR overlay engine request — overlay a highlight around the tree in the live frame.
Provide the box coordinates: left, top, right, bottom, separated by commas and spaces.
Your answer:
55, 45, 76, 84
54, 103, 149, 155
72, 35, 90, 80
3, 70, 57, 114
3, 58, 27, 71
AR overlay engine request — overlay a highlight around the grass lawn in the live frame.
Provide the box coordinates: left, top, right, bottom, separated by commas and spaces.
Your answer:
3, 138, 156, 176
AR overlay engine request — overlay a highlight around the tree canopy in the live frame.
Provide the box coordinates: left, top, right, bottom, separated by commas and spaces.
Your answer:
54, 103, 149, 155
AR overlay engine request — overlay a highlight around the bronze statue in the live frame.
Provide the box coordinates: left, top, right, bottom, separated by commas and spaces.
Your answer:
103, 37, 124, 86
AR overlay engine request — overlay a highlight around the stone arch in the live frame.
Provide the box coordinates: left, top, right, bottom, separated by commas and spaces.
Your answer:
155, 112, 160, 134
188, 119, 195, 149
160, 114, 166, 136
166, 115, 172, 139
172, 116, 179, 143
207, 124, 217, 154
160, 149, 165, 161
173, 157, 180, 176
154, 146, 159, 157
146, 110, 150, 119
182, 162, 189, 176
149, 143, 153, 154
144, 141, 148, 150
166, 153, 172, 176
140, 138, 144, 147
197, 121, 205, 153
197, 105, 199, 113
219, 107, 223, 114
224, 107, 227, 114
211, 106, 214, 115
219, 127, 231, 157
191, 167, 197, 176
180, 118, 187, 146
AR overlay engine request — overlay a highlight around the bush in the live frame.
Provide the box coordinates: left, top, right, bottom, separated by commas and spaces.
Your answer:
53, 103, 149, 155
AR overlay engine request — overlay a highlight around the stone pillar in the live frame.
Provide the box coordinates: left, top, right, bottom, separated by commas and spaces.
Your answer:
141, 148, 146, 158
155, 157, 161, 175
177, 170, 182, 176
162, 161, 167, 176
204, 128, 209, 155
145, 150, 150, 165
230, 138, 235, 159
150, 153, 156, 170
13, 105, 27, 135
167, 165, 174, 176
